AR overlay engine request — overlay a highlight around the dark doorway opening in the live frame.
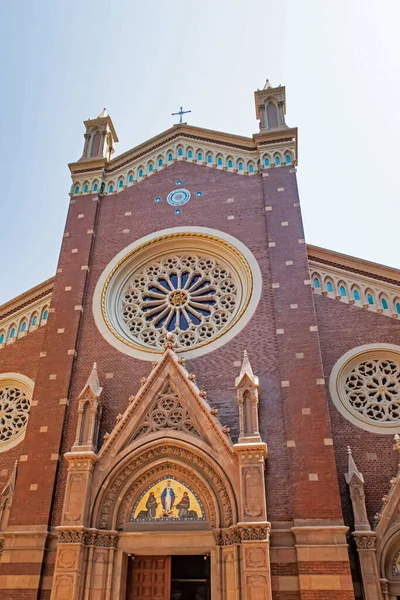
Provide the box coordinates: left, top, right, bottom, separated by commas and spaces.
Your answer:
170, 555, 210, 600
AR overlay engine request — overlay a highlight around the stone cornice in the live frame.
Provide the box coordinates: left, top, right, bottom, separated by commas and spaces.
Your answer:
0, 277, 54, 321
307, 244, 400, 285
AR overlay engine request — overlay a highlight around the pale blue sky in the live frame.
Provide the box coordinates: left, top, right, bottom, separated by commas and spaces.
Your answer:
1, 0, 399, 304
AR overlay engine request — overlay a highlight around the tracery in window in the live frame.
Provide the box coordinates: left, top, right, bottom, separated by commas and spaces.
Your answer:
95, 228, 261, 360
0, 374, 34, 453
330, 346, 400, 433
120, 253, 239, 350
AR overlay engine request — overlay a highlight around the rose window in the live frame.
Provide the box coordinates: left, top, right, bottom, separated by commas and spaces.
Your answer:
120, 254, 238, 350
345, 359, 400, 423
96, 230, 261, 359
0, 385, 31, 446
330, 347, 400, 433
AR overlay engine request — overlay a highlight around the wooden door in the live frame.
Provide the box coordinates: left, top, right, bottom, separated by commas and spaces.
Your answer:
127, 556, 171, 600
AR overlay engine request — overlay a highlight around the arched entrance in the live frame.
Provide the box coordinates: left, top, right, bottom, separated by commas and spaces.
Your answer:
50, 346, 272, 599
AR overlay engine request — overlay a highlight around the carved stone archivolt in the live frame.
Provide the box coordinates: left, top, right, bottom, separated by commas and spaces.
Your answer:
116, 461, 216, 529
96, 444, 233, 529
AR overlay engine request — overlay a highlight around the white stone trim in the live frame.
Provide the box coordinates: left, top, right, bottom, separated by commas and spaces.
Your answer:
0, 373, 35, 454
329, 344, 400, 434
310, 260, 400, 319
70, 135, 296, 196
92, 227, 262, 361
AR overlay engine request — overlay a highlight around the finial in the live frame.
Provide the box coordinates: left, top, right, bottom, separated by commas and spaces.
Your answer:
93, 362, 97, 369
235, 349, 259, 387
98, 108, 108, 118
263, 79, 273, 90
345, 446, 364, 484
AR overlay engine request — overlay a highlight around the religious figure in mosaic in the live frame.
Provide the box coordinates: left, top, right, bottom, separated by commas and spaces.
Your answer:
161, 480, 176, 515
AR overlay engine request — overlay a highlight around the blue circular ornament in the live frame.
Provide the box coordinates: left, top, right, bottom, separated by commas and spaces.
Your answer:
167, 188, 191, 207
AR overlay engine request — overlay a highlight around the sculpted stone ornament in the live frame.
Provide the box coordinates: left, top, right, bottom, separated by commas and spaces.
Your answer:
214, 524, 270, 546
354, 534, 377, 550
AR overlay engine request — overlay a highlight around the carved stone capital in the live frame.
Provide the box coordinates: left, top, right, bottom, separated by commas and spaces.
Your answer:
57, 527, 118, 548
354, 532, 377, 550
64, 452, 98, 472
214, 523, 270, 546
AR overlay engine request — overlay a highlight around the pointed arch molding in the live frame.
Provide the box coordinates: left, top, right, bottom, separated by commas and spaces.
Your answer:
92, 440, 236, 531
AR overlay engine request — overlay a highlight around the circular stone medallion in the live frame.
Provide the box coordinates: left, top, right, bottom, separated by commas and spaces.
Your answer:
167, 189, 191, 207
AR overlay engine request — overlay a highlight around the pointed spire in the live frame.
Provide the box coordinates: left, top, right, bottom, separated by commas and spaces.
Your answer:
1, 460, 18, 496
78, 362, 103, 399
263, 79, 272, 90
345, 446, 364, 484
235, 350, 259, 387
98, 108, 108, 118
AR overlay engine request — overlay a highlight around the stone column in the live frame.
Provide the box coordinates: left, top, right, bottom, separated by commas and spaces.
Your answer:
345, 447, 382, 600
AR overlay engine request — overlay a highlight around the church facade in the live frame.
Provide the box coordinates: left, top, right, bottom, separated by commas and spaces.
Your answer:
1, 82, 400, 600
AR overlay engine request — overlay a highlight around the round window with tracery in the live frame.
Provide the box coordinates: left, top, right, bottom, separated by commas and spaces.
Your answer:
94, 228, 262, 360
0, 374, 33, 453
329, 345, 400, 433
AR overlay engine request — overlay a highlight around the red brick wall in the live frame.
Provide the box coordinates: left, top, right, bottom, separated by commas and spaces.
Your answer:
0, 327, 45, 493
8, 192, 100, 528
50, 162, 293, 525
261, 166, 343, 520
315, 294, 400, 527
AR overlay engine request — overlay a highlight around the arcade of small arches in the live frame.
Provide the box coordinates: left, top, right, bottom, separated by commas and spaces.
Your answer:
0, 302, 49, 348
311, 268, 400, 319
70, 142, 295, 197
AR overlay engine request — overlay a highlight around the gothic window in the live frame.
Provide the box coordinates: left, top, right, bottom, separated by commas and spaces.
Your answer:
264, 157, 270, 167
396, 302, 400, 315
93, 181, 98, 192
20, 321, 27, 333
148, 162, 154, 173
177, 148, 183, 156
352, 288, 361, 301
138, 168, 143, 177
158, 158, 163, 167
326, 280, 333, 293
108, 183, 114, 193
128, 173, 134, 183
275, 155, 281, 166
83, 183, 89, 193
367, 293, 375, 305
238, 162, 243, 171
339, 285, 347, 297
0, 333, 4, 344
187, 148, 193, 159
118, 178, 124, 188
207, 153, 213, 164
227, 158, 233, 169
31, 314, 38, 327
313, 277, 321, 289
217, 156, 223, 166
74, 184, 80, 195
197, 152, 203, 161
168, 153, 173, 162
285, 154, 292, 164
94, 229, 261, 360
381, 296, 389, 310
8, 327, 15, 339
43, 309, 49, 321
330, 346, 400, 433
0, 374, 34, 453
